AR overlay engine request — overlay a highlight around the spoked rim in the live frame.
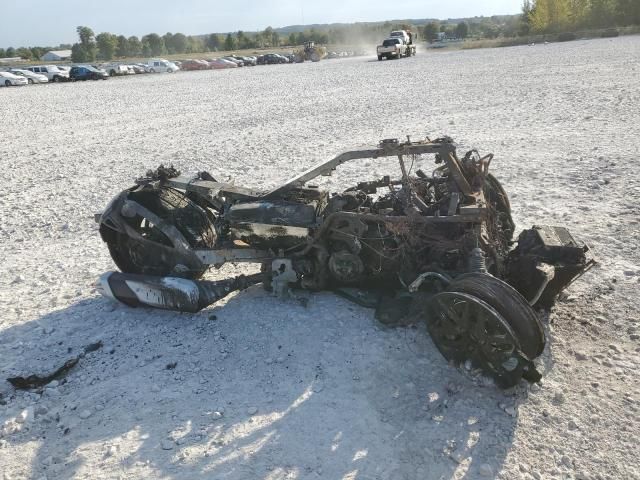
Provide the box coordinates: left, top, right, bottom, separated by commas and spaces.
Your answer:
426, 292, 525, 379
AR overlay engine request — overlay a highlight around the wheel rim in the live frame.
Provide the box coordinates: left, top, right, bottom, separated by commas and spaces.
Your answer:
426, 292, 524, 379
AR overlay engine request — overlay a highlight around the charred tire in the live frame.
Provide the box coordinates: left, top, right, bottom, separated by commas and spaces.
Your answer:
446, 273, 545, 358
485, 173, 515, 241
107, 187, 216, 279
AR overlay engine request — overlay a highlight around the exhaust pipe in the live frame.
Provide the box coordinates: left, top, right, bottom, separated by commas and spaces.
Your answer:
97, 272, 263, 313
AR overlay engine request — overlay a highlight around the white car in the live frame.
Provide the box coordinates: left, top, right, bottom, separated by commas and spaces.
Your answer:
147, 59, 179, 73
0, 71, 29, 87
9, 68, 49, 84
24, 65, 69, 82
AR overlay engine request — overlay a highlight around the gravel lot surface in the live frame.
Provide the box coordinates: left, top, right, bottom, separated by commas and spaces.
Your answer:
1, 36, 639, 480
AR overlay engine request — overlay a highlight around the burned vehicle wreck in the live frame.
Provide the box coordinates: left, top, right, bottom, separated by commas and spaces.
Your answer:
96, 136, 594, 387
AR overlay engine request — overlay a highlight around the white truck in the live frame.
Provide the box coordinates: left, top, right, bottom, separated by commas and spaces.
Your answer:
376, 36, 416, 60
146, 59, 179, 73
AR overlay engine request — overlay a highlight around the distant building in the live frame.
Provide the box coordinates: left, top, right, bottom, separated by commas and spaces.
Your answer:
40, 50, 72, 62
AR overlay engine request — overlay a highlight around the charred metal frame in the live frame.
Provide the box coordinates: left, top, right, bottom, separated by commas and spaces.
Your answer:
164, 137, 488, 267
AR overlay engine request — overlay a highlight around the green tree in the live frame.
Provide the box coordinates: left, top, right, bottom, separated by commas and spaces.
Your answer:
0, 48, 6, 58
116, 35, 128, 57
16, 47, 32, 60
422, 22, 440, 42
171, 33, 188, 53
455, 22, 469, 38
206, 33, 221, 51
186, 36, 204, 53
71, 43, 88, 62
96, 32, 118, 60
142, 33, 164, 56
589, 0, 615, 27
288, 32, 297, 45
127, 36, 142, 56
224, 33, 236, 51
72, 26, 97, 62
6, 47, 16, 57
162, 33, 174, 53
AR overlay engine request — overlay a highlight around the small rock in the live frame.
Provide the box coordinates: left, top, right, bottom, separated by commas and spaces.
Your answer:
35, 405, 49, 417
312, 382, 324, 393
265, 358, 274, 365
16, 407, 34, 424
561, 455, 572, 467
553, 392, 565, 404
505, 406, 516, 417
574, 351, 588, 361
151, 384, 161, 393
532, 471, 542, 480
48, 380, 59, 388
479, 463, 493, 477
161, 439, 174, 450
11, 275, 25, 284
464, 359, 472, 371
211, 411, 224, 420
568, 419, 579, 430
106, 445, 118, 457
79, 409, 92, 420
276, 356, 285, 364
247, 407, 258, 416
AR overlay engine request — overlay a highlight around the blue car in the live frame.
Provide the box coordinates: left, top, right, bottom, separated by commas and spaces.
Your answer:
69, 65, 109, 81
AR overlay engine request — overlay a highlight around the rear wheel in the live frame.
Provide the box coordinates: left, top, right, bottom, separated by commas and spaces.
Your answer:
107, 188, 216, 279
5, 80, 10, 87
28, 78, 34, 84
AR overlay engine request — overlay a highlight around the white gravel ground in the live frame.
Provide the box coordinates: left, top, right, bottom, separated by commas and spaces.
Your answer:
1, 36, 639, 480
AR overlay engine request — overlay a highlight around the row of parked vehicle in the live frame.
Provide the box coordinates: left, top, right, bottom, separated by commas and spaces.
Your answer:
0, 50, 367, 87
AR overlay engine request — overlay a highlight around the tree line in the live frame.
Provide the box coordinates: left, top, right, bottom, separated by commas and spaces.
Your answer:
522, 0, 640, 34
2, 6, 639, 61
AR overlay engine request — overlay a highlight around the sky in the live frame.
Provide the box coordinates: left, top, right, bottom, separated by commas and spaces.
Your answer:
1, 0, 522, 48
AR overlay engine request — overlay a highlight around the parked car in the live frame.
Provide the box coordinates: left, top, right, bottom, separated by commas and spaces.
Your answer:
147, 59, 179, 73
222, 56, 243, 67
101, 63, 130, 76
231, 55, 256, 66
257, 54, 288, 65
0, 71, 29, 86
180, 59, 210, 71
132, 64, 148, 74
208, 58, 238, 69
9, 68, 49, 84
24, 65, 69, 82
69, 65, 109, 81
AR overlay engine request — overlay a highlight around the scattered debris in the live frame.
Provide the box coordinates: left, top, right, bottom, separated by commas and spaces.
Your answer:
7, 340, 104, 390
7, 358, 79, 390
